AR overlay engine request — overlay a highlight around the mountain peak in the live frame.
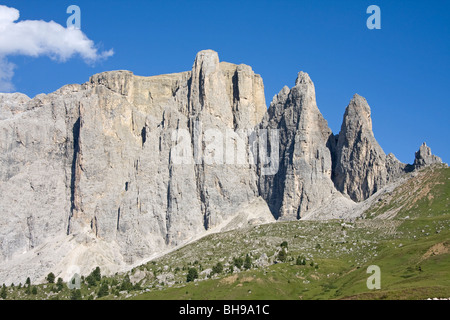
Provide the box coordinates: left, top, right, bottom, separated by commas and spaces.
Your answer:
347, 93, 371, 124
295, 71, 313, 86
333, 95, 386, 202
414, 142, 442, 168
192, 49, 220, 75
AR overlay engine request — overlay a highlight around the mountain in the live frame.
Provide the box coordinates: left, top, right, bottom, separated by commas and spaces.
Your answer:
3, 164, 448, 300
0, 50, 444, 285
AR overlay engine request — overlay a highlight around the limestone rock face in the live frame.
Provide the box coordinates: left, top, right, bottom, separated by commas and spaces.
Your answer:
384, 153, 407, 181
414, 142, 442, 169
0, 50, 269, 284
332, 94, 389, 202
0, 93, 31, 120
259, 72, 337, 220
0, 50, 445, 285
332, 94, 444, 203
0, 87, 83, 263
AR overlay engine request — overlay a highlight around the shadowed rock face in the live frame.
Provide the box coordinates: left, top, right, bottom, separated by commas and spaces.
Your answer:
0, 50, 443, 284
332, 94, 388, 202
332, 95, 442, 203
414, 142, 442, 169
258, 72, 336, 220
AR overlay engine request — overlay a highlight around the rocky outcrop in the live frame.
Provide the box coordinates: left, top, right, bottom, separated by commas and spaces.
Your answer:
0, 50, 270, 284
259, 72, 337, 220
414, 142, 442, 169
385, 153, 410, 182
332, 94, 389, 202
332, 94, 443, 203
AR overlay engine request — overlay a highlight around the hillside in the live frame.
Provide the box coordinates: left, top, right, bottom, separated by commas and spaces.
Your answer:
2, 165, 448, 300
129, 165, 449, 300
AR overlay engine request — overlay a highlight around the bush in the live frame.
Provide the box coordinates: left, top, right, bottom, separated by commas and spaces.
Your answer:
296, 256, 307, 265
46, 272, 55, 284
91, 267, 102, 282
56, 278, 64, 291
186, 268, 198, 282
25, 285, 31, 295
31, 286, 37, 295
1, 284, 7, 299
280, 241, 288, 249
85, 275, 97, 287
97, 282, 109, 298
120, 275, 133, 292
212, 262, 224, 275
244, 255, 252, 270
233, 257, 244, 269
277, 249, 287, 262
133, 282, 142, 291
71, 289, 82, 300
85, 267, 102, 287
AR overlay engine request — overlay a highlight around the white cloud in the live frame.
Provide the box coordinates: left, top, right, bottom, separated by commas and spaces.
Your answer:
0, 5, 114, 92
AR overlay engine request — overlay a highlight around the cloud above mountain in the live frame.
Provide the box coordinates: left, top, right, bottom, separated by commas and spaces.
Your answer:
0, 5, 113, 91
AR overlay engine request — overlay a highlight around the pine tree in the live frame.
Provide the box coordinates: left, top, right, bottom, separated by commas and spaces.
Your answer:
25, 285, 31, 295
186, 268, 198, 282
91, 267, 102, 282
56, 278, 64, 291
120, 274, 133, 292
97, 282, 109, 298
277, 248, 287, 262
244, 254, 252, 270
212, 262, 224, 274
71, 289, 82, 300
233, 257, 244, 269
1, 284, 7, 299
46, 272, 55, 284
31, 286, 37, 295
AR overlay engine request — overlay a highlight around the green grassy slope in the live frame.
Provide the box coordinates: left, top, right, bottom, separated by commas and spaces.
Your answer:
130, 165, 450, 300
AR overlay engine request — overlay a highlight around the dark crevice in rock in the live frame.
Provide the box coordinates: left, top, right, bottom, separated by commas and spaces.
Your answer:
231, 70, 239, 130
117, 207, 121, 231
91, 216, 98, 237
141, 126, 146, 147
67, 117, 81, 235
26, 216, 34, 250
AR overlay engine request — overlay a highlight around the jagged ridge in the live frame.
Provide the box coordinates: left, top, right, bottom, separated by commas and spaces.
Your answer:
0, 50, 444, 285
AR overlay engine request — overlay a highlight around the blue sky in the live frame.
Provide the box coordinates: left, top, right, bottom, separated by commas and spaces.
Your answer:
1, 0, 449, 164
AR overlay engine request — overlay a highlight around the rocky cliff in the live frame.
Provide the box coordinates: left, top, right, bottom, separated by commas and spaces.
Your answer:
258, 72, 337, 220
0, 50, 443, 285
333, 94, 389, 202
